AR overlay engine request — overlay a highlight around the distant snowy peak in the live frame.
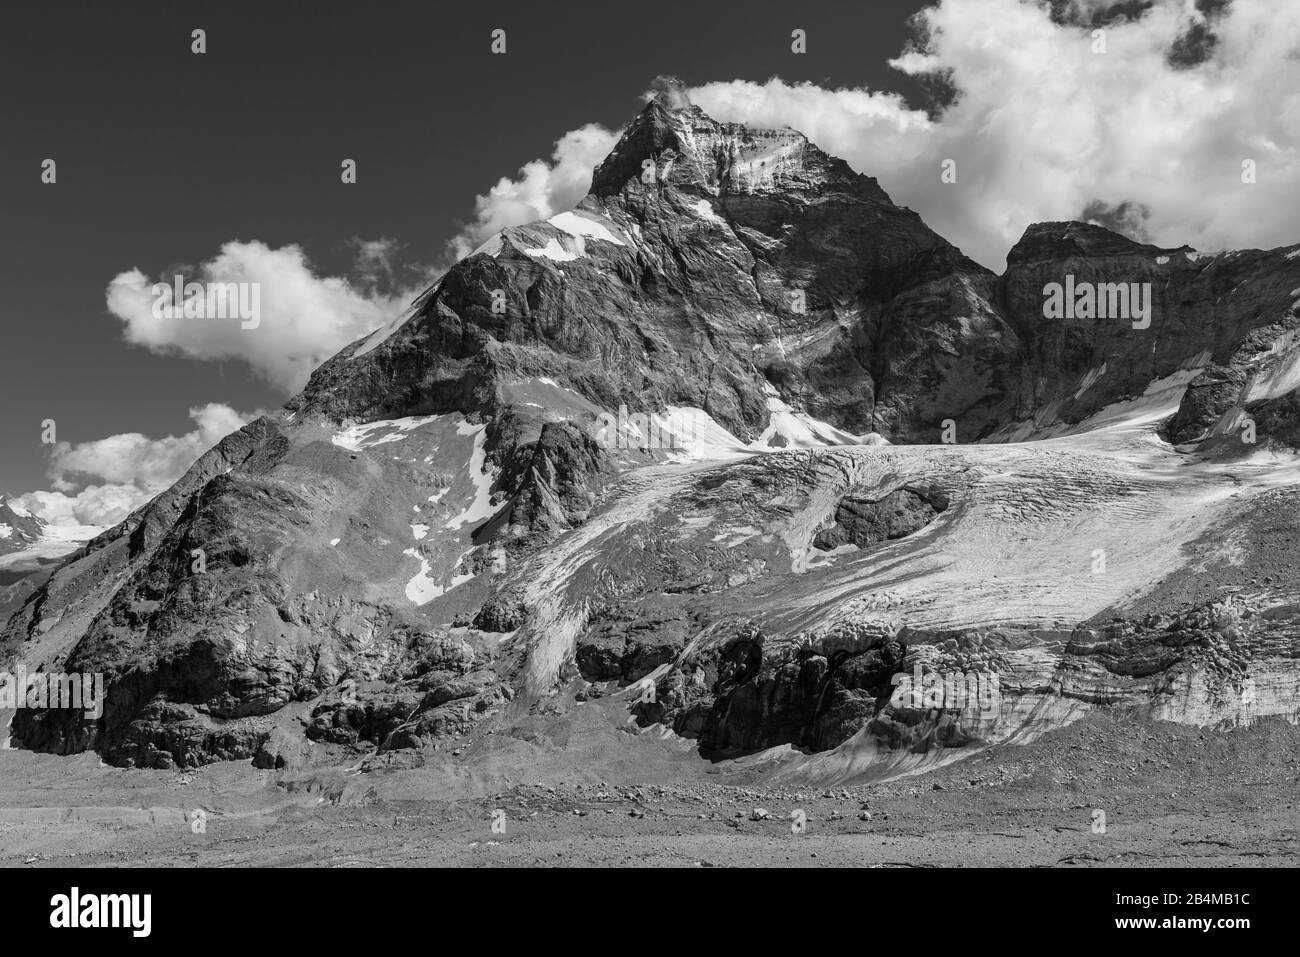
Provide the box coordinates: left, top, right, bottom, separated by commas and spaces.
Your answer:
0, 494, 47, 554
0, 495, 101, 566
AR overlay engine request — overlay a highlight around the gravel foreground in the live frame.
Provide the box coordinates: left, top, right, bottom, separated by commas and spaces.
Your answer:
2, 712, 1296, 868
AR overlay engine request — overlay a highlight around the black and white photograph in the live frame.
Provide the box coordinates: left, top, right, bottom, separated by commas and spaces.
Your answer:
0, 0, 1294, 929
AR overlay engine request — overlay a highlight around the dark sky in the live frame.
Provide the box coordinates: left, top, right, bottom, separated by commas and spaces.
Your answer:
0, 0, 928, 494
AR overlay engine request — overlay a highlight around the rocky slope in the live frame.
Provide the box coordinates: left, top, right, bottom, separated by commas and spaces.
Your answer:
4, 80, 1299, 781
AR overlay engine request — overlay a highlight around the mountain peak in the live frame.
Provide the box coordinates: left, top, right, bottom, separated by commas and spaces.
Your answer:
591, 79, 880, 202
645, 75, 693, 112
1007, 220, 1195, 265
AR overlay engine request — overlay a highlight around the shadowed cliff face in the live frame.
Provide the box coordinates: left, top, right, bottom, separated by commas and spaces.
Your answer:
996, 221, 1300, 442
5, 84, 1300, 776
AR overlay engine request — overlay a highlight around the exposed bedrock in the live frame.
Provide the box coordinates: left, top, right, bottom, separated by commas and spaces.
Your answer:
604, 594, 1299, 775
812, 483, 950, 551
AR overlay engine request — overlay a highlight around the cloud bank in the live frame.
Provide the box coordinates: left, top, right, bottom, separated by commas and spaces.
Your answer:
689, 0, 1300, 269
16, 403, 257, 528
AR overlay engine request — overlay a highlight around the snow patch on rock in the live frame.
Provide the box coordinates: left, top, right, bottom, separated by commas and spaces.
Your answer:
521, 237, 583, 262
331, 414, 444, 452
690, 198, 727, 226
444, 423, 496, 530
1244, 331, 1300, 403
753, 391, 888, 450
402, 548, 443, 605
548, 211, 625, 246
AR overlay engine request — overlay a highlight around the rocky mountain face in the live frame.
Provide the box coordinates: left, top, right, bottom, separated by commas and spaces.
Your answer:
0, 495, 45, 555
4, 81, 1299, 779
295, 86, 1014, 446
996, 222, 1300, 444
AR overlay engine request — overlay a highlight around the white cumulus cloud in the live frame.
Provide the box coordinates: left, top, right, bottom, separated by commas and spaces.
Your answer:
16, 403, 258, 528
107, 241, 431, 393
444, 124, 621, 261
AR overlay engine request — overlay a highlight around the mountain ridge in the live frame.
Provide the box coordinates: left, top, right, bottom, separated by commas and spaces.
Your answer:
4, 83, 1300, 775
